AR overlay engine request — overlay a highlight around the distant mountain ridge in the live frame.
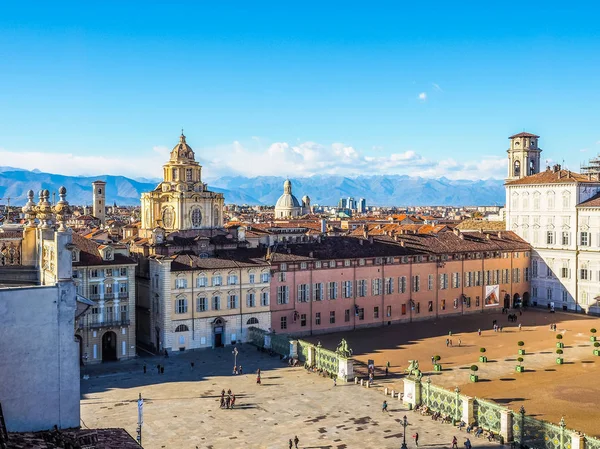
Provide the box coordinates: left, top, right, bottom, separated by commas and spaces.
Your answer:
0, 169, 506, 207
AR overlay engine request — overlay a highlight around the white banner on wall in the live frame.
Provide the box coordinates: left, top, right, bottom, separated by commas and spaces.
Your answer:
484, 285, 500, 307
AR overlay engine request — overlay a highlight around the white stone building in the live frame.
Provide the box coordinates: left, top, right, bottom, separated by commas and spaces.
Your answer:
149, 251, 271, 353
505, 133, 600, 312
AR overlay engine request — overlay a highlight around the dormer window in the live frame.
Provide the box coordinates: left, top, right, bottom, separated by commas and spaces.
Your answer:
104, 249, 113, 261
72, 249, 79, 263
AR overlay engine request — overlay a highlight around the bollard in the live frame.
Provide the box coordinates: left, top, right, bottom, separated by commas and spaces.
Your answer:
391, 390, 395, 398
366, 381, 370, 388
360, 379, 364, 386
355, 377, 359, 384
384, 387, 388, 396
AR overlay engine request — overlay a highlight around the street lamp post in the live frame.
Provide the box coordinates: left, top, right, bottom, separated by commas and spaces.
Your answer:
232, 347, 238, 370
401, 415, 408, 449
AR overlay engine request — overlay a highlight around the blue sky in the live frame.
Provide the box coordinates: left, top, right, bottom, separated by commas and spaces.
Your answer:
1, 2, 599, 180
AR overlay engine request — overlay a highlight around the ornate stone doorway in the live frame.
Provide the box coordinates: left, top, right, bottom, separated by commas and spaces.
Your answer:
102, 331, 118, 362
213, 318, 225, 348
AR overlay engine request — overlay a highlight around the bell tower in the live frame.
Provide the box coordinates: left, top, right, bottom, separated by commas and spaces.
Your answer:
92, 180, 106, 225
507, 132, 542, 181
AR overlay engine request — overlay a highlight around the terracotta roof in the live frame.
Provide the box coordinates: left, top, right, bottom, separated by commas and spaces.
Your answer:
167, 249, 270, 271
72, 233, 136, 267
505, 168, 597, 186
577, 192, 600, 208
456, 219, 506, 231
509, 132, 540, 138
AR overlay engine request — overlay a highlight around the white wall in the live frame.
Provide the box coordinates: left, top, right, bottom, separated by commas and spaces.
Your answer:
0, 282, 80, 432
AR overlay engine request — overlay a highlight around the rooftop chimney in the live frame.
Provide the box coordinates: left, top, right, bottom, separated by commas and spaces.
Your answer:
453, 228, 460, 236
497, 231, 502, 239
486, 233, 490, 240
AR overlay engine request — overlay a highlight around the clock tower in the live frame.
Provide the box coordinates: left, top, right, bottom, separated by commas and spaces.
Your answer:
507, 132, 542, 181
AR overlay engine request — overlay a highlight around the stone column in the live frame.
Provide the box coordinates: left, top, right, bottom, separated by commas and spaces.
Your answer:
402, 377, 422, 408
289, 340, 298, 359
571, 434, 585, 449
462, 396, 474, 425
338, 357, 354, 382
500, 409, 513, 442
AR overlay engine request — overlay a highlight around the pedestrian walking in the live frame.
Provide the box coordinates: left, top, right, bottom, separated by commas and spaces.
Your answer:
333, 377, 337, 387
385, 366, 389, 377
452, 436, 458, 449
164, 348, 169, 358
230, 394, 236, 409
156, 364, 160, 374
431, 356, 435, 364
161, 365, 164, 374
233, 365, 238, 375
143, 363, 147, 374
257, 374, 261, 385
519, 323, 522, 331
239, 365, 243, 375
464, 438, 472, 449
478, 329, 481, 336
220, 396, 225, 408
225, 395, 231, 409
458, 339, 462, 347
446, 338, 450, 347
413, 432, 419, 447
190, 361, 194, 370
386, 361, 391, 368
449, 339, 453, 347
227, 388, 232, 396
294, 435, 300, 448
289, 438, 293, 449
382, 400, 388, 412
449, 330, 452, 337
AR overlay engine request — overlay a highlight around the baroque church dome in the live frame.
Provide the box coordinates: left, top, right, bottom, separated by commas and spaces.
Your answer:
275, 179, 301, 209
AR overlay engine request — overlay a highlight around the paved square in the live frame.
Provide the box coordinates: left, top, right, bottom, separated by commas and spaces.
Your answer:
81, 347, 497, 449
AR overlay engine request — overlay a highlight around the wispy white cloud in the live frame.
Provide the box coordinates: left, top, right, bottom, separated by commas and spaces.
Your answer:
418, 92, 427, 101
0, 138, 508, 182
432, 83, 443, 92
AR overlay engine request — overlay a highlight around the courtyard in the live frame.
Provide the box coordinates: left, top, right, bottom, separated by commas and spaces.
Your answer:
81, 346, 498, 449
309, 308, 600, 437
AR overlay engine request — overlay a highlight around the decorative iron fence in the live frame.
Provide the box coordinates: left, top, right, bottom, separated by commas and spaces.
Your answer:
316, 344, 339, 375
297, 339, 309, 362
422, 379, 463, 422
475, 398, 503, 433
247, 326, 291, 357
585, 436, 600, 449
513, 412, 572, 449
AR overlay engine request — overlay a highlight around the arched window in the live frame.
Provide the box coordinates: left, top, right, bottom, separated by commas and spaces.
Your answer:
513, 160, 521, 177
529, 158, 535, 175
162, 207, 174, 228
191, 208, 202, 227
175, 324, 189, 332
247, 317, 259, 325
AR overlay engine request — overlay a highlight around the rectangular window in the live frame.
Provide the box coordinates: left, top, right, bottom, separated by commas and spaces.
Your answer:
197, 297, 207, 312
359, 258, 365, 266
428, 274, 434, 291
513, 268, 521, 283
277, 286, 289, 304
260, 292, 269, 306
261, 273, 270, 283
525, 267, 530, 282
186, 168, 193, 181
357, 279, 367, 297
562, 290, 568, 302
249, 274, 255, 284
345, 309, 350, 322
106, 268, 113, 277
212, 296, 220, 310
246, 293, 256, 307
280, 263, 287, 271
328, 281, 338, 300
401, 304, 406, 315
120, 267, 128, 276
344, 260, 351, 267
300, 262, 307, 270
580, 268, 589, 280
280, 316, 287, 330
175, 298, 188, 314
399, 276, 407, 293
374, 306, 379, 319
581, 232, 589, 246
412, 275, 420, 292
212, 275, 222, 286
547, 231, 555, 245
228, 274, 238, 285
562, 232, 570, 246
277, 272, 287, 282
428, 301, 433, 312
415, 302, 420, 314
452, 272, 460, 289
439, 273, 448, 290
372, 278, 382, 296
300, 314, 307, 327
547, 288, 553, 300
561, 265, 569, 278
385, 277, 394, 295
313, 283, 324, 301
441, 299, 446, 310
197, 276, 207, 287
297, 284, 309, 302
343, 280, 353, 298
175, 278, 187, 289
387, 305, 392, 317
315, 312, 321, 325
329, 311, 335, 324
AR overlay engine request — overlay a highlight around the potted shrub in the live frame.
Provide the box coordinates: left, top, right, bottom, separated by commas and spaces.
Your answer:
479, 348, 487, 363
433, 355, 442, 372
556, 334, 564, 349
556, 348, 564, 364
594, 341, 600, 356
518, 341, 525, 355
516, 357, 525, 373
470, 364, 479, 382
591, 328, 597, 342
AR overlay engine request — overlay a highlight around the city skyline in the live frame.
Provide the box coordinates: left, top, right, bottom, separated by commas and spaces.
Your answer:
1, 3, 600, 180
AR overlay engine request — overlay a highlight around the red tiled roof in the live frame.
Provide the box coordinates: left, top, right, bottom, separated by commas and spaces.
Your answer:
509, 132, 540, 138
577, 193, 600, 208
505, 169, 597, 186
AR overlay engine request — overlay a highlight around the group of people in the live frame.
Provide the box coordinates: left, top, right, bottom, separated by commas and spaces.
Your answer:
507, 313, 520, 322
219, 389, 236, 409
550, 323, 558, 331
232, 365, 243, 375
287, 435, 300, 448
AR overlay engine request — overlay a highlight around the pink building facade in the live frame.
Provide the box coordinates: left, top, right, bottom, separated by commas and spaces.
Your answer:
270, 231, 531, 336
